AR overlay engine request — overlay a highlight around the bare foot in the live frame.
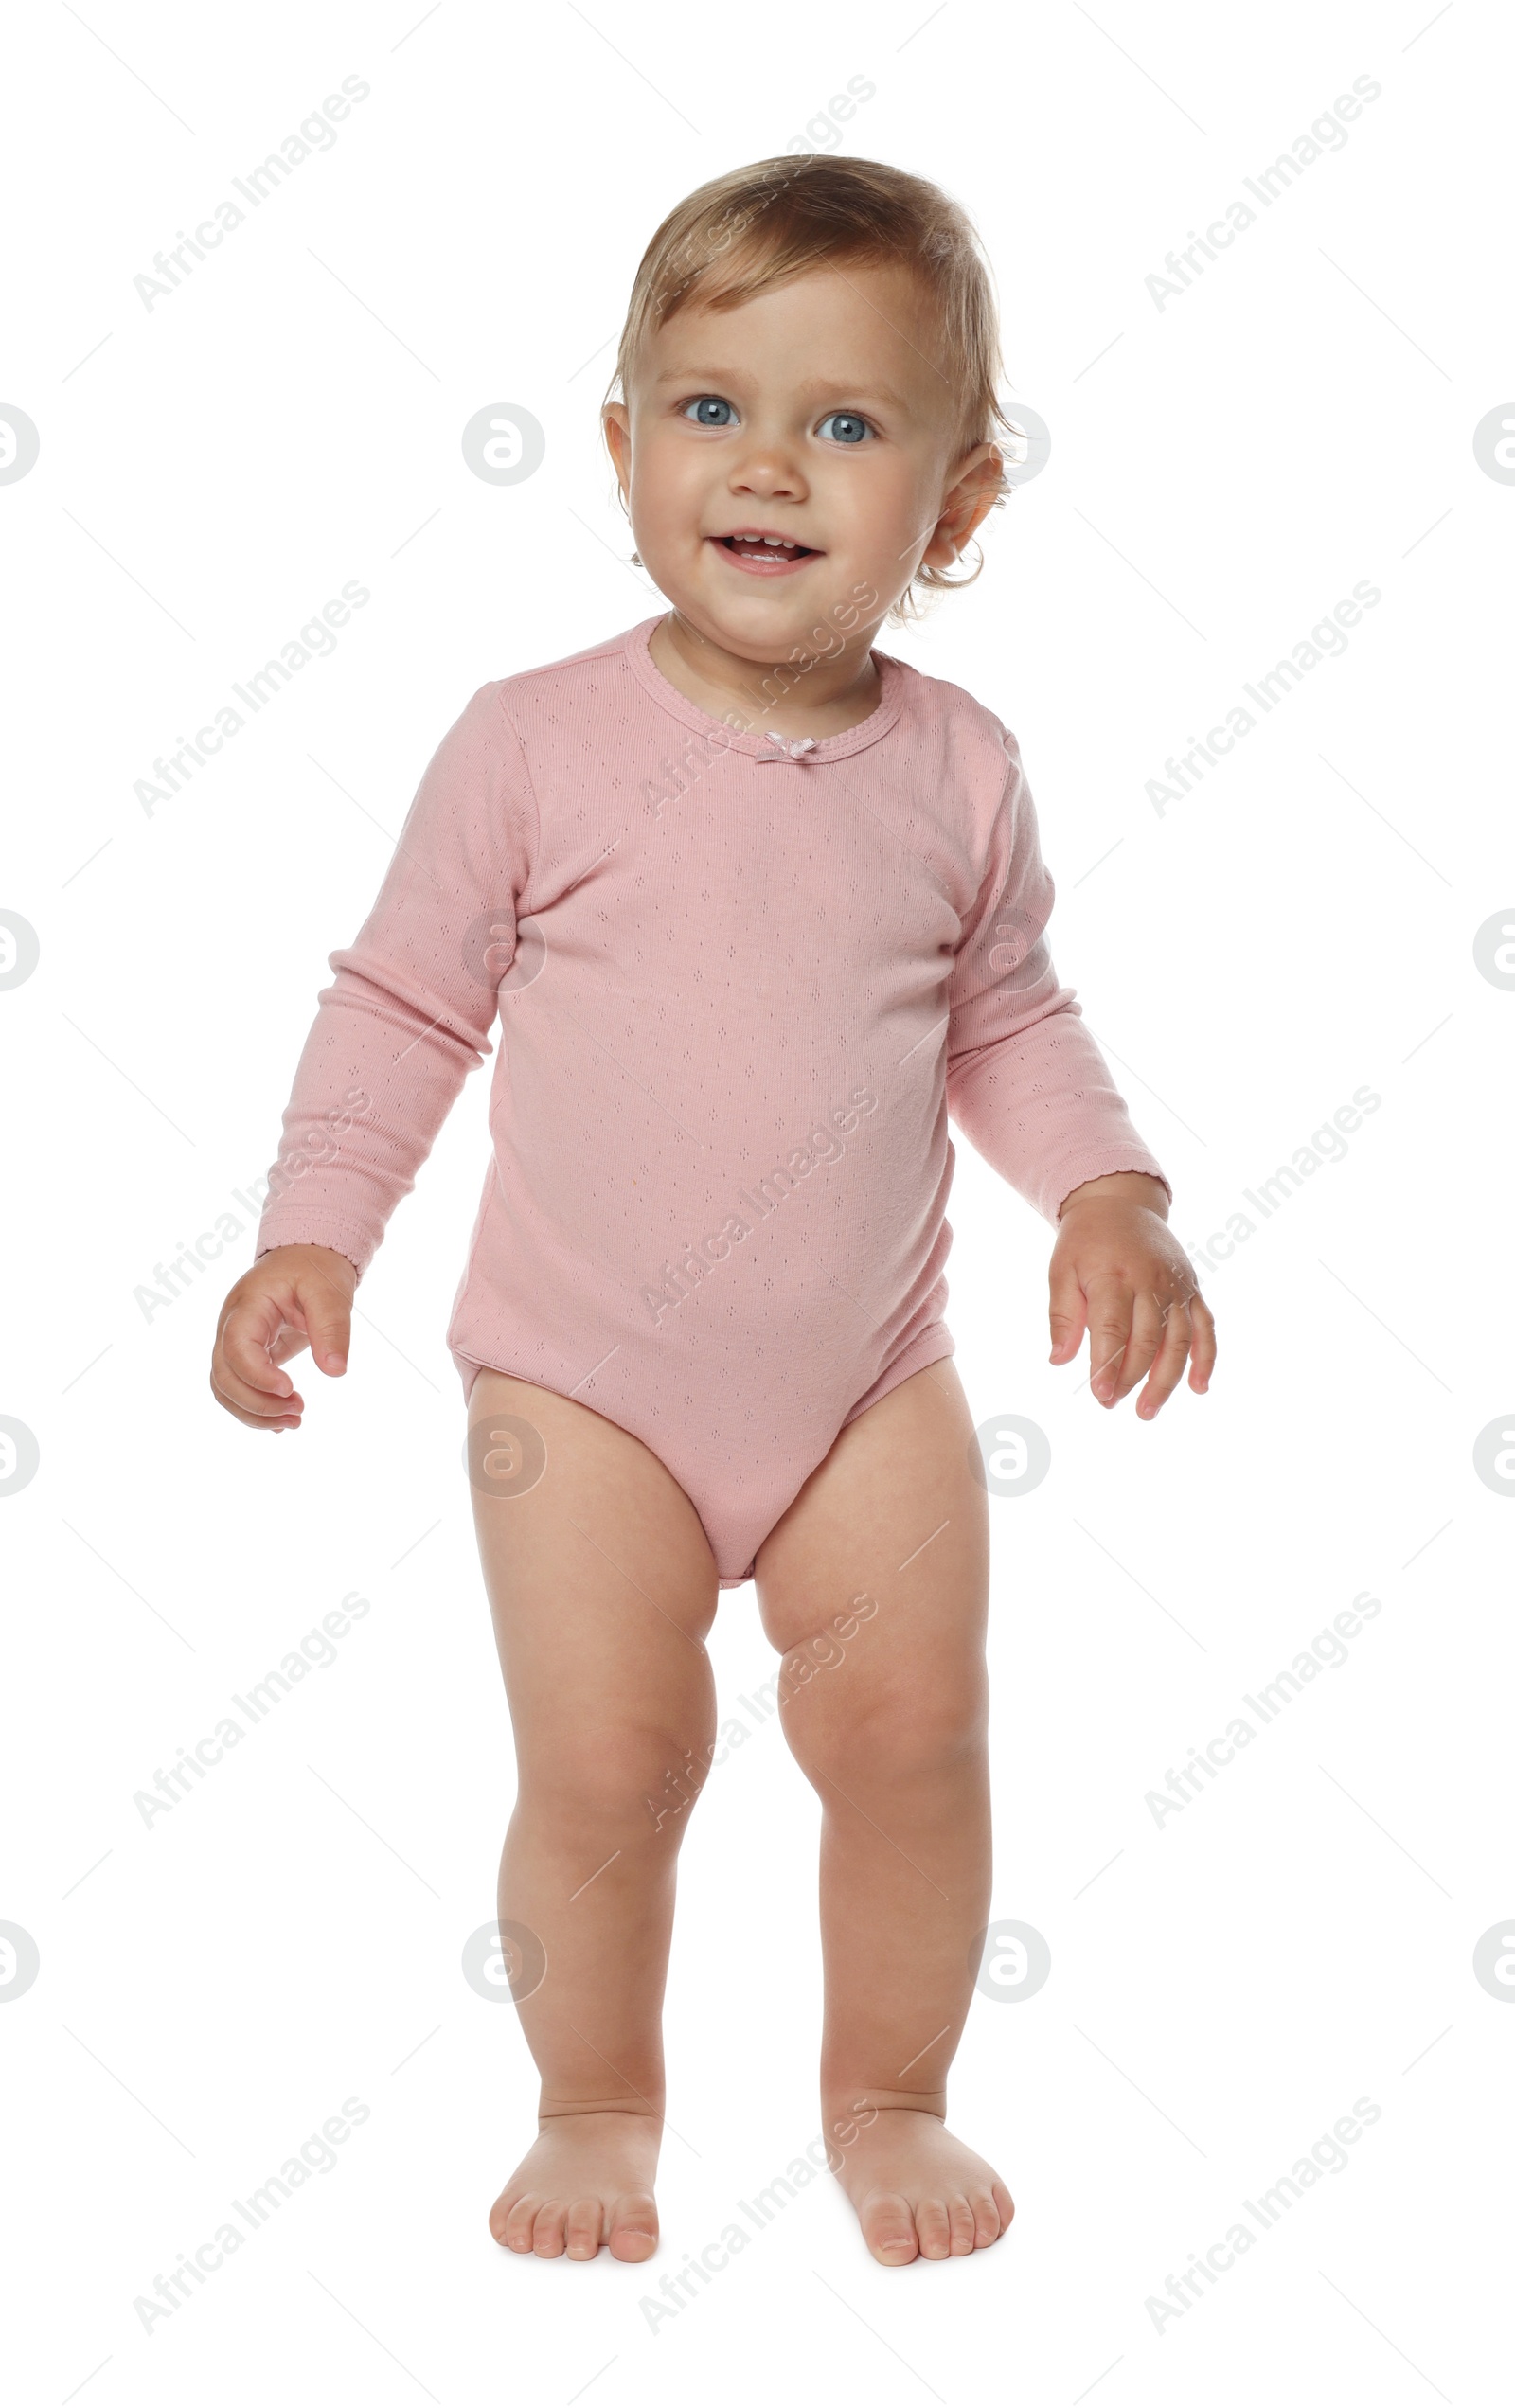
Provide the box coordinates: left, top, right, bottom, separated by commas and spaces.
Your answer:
830, 2107, 1014, 2265
489, 2110, 661, 2261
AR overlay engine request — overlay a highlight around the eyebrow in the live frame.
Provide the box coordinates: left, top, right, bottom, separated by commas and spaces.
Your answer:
651, 368, 915, 413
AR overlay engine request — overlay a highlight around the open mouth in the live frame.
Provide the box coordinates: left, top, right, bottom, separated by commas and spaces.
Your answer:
710, 531, 820, 575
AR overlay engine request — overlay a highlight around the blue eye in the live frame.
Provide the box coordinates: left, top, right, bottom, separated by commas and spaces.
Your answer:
817, 412, 872, 445
685, 396, 735, 426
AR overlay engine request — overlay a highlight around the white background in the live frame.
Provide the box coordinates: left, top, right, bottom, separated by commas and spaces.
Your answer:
3, 2, 1511, 2401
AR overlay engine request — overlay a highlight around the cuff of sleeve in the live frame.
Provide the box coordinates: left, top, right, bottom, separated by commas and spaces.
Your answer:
1047, 1152, 1173, 1224
253, 1212, 373, 1281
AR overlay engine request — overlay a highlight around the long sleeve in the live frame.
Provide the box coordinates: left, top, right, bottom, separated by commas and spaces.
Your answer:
254, 683, 537, 1278
945, 731, 1171, 1223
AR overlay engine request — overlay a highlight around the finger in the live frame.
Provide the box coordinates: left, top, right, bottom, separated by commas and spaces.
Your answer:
1083, 1275, 1134, 1404
1047, 1259, 1088, 1365
1136, 1298, 1192, 1418
294, 1269, 352, 1377
221, 1294, 305, 1401
267, 1325, 312, 1368
1185, 1293, 1218, 1391
208, 1368, 301, 1432
212, 1296, 312, 1425
1108, 1285, 1167, 1403
209, 1339, 305, 1423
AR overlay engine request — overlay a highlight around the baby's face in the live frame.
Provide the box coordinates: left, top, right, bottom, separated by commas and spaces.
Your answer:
605, 261, 998, 664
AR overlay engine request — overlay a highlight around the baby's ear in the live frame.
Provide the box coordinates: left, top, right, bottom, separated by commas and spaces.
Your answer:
601, 402, 633, 490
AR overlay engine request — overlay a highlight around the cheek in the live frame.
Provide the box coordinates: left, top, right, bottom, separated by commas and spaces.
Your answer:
839, 454, 938, 557
631, 428, 712, 535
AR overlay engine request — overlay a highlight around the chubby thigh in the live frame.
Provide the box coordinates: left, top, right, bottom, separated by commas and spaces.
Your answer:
753, 1356, 991, 1738
466, 1370, 722, 1771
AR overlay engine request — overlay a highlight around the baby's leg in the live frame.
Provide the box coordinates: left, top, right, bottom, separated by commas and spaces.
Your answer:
753, 1357, 1014, 2266
469, 1370, 720, 2262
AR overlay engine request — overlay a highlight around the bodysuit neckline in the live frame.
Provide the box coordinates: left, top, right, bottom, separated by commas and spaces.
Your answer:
622, 613, 907, 763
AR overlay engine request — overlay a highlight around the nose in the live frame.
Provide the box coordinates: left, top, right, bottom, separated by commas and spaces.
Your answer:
727, 427, 809, 504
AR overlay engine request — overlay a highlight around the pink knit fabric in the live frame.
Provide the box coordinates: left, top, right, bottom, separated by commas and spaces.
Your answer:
255, 615, 1169, 1580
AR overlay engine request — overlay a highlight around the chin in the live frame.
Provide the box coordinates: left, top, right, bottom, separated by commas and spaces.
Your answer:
684, 580, 799, 626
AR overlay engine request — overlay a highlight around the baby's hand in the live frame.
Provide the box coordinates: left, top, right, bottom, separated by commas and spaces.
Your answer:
209, 1242, 358, 1433
1048, 1172, 1215, 1418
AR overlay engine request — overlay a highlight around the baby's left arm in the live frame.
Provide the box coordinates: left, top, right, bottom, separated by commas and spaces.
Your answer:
944, 731, 1215, 1418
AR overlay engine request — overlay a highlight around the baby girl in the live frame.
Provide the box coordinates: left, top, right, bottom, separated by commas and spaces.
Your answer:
210, 153, 1214, 2271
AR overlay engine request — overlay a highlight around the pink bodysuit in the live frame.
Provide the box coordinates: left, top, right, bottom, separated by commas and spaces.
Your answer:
254, 614, 1169, 1583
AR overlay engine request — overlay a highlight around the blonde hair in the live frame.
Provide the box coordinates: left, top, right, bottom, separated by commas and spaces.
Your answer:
603, 154, 1016, 626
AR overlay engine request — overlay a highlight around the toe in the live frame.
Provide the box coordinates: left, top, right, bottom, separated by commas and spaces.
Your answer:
970, 2190, 1001, 2247
915, 2198, 952, 2260
991, 2180, 1016, 2234
499, 2193, 540, 2253
533, 2200, 569, 2257
948, 2195, 977, 2256
564, 2197, 603, 2261
608, 2191, 659, 2262
862, 2191, 919, 2265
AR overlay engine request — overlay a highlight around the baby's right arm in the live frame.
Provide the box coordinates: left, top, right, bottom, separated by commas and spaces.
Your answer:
208, 682, 535, 1432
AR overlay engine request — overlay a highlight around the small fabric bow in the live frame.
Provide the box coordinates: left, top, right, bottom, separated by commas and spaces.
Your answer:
758, 729, 817, 761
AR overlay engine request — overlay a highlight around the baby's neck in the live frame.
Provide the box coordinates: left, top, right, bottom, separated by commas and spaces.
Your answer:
649, 611, 882, 740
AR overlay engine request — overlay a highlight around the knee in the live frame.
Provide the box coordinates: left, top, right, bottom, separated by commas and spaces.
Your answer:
520, 1722, 714, 1834
784, 1671, 986, 1793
